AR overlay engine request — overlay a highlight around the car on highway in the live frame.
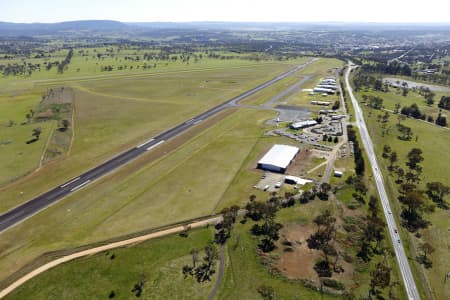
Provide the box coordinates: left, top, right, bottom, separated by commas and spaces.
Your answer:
398, 239, 401, 244
394, 228, 398, 233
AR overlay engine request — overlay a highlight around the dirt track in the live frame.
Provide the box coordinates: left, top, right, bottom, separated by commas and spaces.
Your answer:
0, 216, 222, 299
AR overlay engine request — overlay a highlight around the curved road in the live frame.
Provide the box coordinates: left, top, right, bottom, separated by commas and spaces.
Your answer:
345, 64, 420, 300
0, 59, 316, 234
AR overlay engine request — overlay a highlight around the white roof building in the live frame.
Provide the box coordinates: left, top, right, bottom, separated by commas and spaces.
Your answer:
290, 120, 318, 129
257, 144, 300, 173
284, 175, 313, 185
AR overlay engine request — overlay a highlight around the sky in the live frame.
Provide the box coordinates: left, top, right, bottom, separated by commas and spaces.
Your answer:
0, 0, 449, 23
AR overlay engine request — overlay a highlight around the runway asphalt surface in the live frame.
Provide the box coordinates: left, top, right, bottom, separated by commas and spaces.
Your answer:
0, 59, 315, 233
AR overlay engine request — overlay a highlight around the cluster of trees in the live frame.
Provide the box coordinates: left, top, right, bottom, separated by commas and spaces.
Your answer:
57, 48, 73, 74
182, 244, 219, 283
384, 148, 432, 232
357, 196, 387, 262
400, 103, 446, 127
400, 103, 425, 120
383, 146, 449, 268
352, 72, 384, 92
360, 60, 412, 76
0, 62, 41, 76
417, 86, 435, 106
307, 210, 338, 278
347, 125, 365, 176
246, 195, 284, 253
362, 94, 384, 109
322, 134, 339, 143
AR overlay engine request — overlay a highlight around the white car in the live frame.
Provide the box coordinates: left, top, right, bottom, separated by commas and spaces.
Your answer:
275, 182, 282, 188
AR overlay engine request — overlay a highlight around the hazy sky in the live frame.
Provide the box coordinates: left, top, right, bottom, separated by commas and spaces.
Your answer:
0, 0, 448, 23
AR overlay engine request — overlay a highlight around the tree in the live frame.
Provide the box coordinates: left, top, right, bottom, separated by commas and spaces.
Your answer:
257, 284, 275, 300
389, 151, 398, 170
406, 148, 424, 171
394, 102, 401, 114
417, 242, 435, 268
425, 92, 435, 106
419, 242, 434, 260
190, 249, 199, 267
426, 182, 449, 208
318, 183, 331, 200
32, 127, 42, 140
396, 123, 413, 140
382, 145, 391, 158
435, 113, 447, 127
369, 262, 391, 297
60, 119, 70, 131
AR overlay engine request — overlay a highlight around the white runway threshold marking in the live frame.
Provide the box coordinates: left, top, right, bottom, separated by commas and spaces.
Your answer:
70, 180, 91, 192
136, 138, 155, 149
146, 140, 165, 151
60, 177, 81, 188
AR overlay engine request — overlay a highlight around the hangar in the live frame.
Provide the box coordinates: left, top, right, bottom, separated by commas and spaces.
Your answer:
257, 144, 299, 173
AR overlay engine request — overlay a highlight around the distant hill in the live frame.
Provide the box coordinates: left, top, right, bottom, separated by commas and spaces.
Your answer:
0, 20, 128, 36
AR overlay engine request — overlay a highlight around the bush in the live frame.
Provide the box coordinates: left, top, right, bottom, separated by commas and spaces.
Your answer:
322, 278, 345, 290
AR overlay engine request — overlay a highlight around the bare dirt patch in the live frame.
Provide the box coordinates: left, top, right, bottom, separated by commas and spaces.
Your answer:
273, 223, 355, 289
287, 148, 328, 177
275, 224, 319, 280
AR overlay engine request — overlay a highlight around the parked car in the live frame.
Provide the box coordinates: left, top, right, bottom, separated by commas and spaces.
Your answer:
274, 182, 282, 188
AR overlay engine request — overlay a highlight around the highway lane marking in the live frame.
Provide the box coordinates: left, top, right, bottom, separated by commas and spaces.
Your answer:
60, 177, 81, 188
136, 138, 155, 149
70, 180, 91, 192
146, 140, 165, 151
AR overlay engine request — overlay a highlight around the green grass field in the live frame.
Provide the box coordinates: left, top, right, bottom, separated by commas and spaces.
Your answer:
358, 87, 447, 119
6, 228, 216, 300
0, 91, 56, 184
361, 96, 450, 300
0, 59, 305, 212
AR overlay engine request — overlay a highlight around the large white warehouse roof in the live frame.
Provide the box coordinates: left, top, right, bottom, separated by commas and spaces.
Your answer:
258, 144, 299, 170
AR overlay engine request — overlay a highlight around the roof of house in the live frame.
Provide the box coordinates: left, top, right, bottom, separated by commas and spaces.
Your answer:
258, 144, 300, 169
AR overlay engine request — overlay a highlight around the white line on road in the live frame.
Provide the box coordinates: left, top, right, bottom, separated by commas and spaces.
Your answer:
146, 140, 165, 151
59, 177, 81, 188
136, 138, 155, 149
70, 180, 91, 192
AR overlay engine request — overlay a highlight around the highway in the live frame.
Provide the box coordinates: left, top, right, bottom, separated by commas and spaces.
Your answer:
345, 64, 420, 300
0, 59, 315, 233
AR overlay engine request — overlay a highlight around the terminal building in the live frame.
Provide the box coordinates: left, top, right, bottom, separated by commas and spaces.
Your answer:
257, 144, 300, 173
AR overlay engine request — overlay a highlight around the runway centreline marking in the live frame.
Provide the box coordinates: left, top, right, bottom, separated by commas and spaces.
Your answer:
146, 140, 165, 151
70, 180, 91, 192
59, 177, 81, 188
